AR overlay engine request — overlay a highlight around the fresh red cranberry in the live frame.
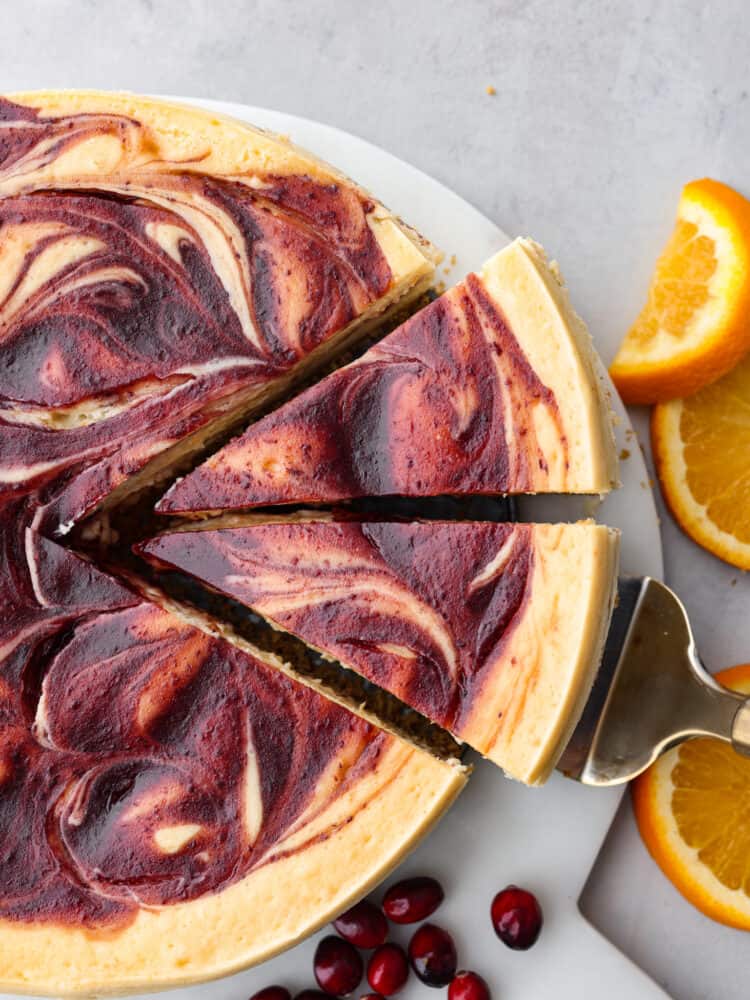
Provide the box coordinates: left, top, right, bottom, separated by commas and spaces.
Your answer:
490, 885, 543, 950
408, 923, 457, 987
294, 993, 330, 1000
250, 989, 292, 1000
334, 900, 388, 948
367, 943, 409, 995
448, 971, 491, 1000
382, 876, 444, 924
314, 935, 363, 995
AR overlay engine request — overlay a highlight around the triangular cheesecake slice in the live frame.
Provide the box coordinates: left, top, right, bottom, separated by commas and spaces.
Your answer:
141, 519, 619, 785
158, 240, 618, 516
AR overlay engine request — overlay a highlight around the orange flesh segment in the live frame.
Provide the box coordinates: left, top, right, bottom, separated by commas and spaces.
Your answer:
630, 220, 715, 348
611, 178, 750, 403
679, 360, 750, 546
652, 351, 750, 568
671, 739, 750, 893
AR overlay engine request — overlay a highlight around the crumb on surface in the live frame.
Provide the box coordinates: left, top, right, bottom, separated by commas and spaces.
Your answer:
486, 85, 496, 96
619, 448, 631, 460
442, 254, 458, 276
583, 496, 601, 517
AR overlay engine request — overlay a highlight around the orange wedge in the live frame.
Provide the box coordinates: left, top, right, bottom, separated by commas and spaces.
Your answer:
611, 179, 750, 404
651, 352, 750, 569
633, 664, 750, 929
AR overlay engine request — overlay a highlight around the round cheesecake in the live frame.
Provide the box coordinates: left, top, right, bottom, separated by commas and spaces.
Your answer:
0, 88, 620, 997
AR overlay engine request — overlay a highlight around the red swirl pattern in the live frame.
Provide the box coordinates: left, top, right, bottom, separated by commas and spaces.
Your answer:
0, 96, 392, 528
141, 520, 533, 731
0, 96, 394, 929
158, 272, 565, 514
0, 574, 384, 927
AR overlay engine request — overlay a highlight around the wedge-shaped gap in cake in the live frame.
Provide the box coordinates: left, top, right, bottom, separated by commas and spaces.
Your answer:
125, 553, 467, 765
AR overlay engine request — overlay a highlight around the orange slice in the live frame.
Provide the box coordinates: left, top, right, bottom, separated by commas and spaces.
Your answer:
651, 352, 750, 569
610, 179, 750, 404
633, 664, 750, 929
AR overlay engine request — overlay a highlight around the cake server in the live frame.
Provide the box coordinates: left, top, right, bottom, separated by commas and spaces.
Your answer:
557, 576, 750, 786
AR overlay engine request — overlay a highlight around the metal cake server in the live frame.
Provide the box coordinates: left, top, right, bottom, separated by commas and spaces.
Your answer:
557, 576, 750, 786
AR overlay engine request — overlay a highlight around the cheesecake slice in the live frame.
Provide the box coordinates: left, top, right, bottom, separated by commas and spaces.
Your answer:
0, 90, 437, 531
158, 239, 618, 516
141, 519, 619, 785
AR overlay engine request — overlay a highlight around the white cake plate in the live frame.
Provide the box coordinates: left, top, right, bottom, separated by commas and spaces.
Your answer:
0, 98, 667, 1000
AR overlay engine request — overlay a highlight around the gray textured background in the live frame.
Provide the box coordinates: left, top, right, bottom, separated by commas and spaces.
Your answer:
3, 2, 750, 997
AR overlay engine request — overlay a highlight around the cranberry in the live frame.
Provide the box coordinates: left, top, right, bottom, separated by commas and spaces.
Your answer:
490, 885, 543, 950
360, 995, 384, 1000
314, 935, 363, 995
448, 971, 491, 1000
334, 900, 388, 948
250, 989, 292, 1000
408, 923, 457, 987
382, 876, 444, 924
367, 943, 409, 995
294, 993, 330, 1000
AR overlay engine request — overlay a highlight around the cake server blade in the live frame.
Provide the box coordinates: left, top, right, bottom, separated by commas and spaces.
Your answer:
556, 576, 750, 786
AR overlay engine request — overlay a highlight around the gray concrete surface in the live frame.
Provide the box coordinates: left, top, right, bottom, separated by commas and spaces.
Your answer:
3, 2, 750, 996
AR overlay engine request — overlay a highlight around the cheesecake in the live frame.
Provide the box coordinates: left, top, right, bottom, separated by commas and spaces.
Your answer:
0, 89, 620, 995
158, 239, 618, 516
0, 90, 437, 530
141, 519, 619, 785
